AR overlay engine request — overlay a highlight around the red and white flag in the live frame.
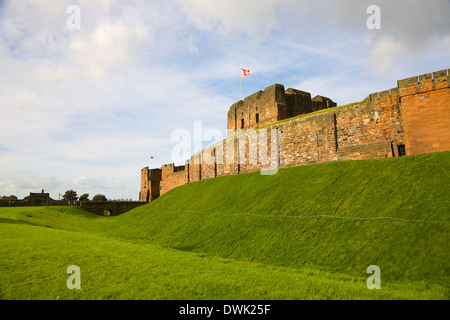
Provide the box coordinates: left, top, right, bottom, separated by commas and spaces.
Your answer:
241, 68, 251, 77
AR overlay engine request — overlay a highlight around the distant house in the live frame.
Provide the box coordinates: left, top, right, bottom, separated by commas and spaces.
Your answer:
22, 190, 54, 206
0, 190, 66, 207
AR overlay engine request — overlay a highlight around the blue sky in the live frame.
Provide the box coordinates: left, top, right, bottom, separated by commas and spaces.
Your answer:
0, 0, 449, 200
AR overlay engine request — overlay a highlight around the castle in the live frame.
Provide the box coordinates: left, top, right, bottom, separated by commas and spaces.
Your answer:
140, 69, 450, 202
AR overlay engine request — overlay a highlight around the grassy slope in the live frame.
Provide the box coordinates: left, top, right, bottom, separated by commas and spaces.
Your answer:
110, 151, 450, 285
1, 151, 449, 299
0, 217, 353, 300
0, 207, 446, 300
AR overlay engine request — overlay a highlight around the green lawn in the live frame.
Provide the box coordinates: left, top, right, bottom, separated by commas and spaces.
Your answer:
1, 151, 449, 299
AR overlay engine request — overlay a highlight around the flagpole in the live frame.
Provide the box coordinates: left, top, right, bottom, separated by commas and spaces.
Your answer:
240, 68, 250, 101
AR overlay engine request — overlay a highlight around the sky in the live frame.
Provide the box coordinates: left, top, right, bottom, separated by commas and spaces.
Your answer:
0, 0, 449, 200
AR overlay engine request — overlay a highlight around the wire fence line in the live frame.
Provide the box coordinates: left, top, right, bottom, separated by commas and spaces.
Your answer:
145, 210, 449, 224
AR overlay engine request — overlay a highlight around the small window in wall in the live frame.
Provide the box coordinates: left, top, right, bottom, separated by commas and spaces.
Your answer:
241, 119, 244, 129
398, 145, 406, 157
256, 113, 259, 123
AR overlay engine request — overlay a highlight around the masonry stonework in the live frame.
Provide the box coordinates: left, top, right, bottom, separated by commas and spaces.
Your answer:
227, 84, 333, 137
398, 69, 450, 155
140, 69, 449, 202
160, 164, 188, 196
139, 167, 161, 202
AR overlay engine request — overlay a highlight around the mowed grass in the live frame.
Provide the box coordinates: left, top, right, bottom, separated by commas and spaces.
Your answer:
1, 151, 449, 299
109, 151, 450, 286
0, 208, 446, 300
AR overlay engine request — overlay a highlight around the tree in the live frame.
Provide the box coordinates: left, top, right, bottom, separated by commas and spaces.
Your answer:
79, 193, 89, 201
62, 190, 78, 202
92, 194, 107, 201
1, 195, 18, 201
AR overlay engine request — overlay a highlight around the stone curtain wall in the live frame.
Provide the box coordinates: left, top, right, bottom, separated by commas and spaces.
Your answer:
277, 112, 337, 166
398, 69, 450, 155
160, 170, 188, 196
141, 69, 449, 201
189, 93, 404, 173
160, 164, 187, 196
335, 92, 405, 160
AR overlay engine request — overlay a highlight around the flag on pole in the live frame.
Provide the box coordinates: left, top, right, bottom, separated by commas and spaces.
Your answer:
241, 68, 251, 77
240, 68, 251, 101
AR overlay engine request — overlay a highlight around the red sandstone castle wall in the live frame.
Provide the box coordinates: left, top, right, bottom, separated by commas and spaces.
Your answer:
398, 69, 450, 155
160, 170, 188, 196
140, 167, 149, 201
277, 112, 337, 167
189, 152, 202, 182
140, 167, 161, 202
269, 94, 405, 167
160, 164, 187, 196
201, 144, 217, 180
140, 69, 449, 201
335, 91, 405, 160
235, 128, 278, 173
216, 137, 239, 177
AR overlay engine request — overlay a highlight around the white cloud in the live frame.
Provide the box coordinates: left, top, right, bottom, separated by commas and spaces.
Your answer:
69, 21, 151, 81
440, 36, 450, 53
293, 74, 377, 106
0, 176, 62, 198
178, 0, 282, 36
369, 36, 406, 75
326, 0, 450, 74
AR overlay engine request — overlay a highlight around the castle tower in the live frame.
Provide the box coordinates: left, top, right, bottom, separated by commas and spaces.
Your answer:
139, 167, 162, 202
227, 84, 335, 137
